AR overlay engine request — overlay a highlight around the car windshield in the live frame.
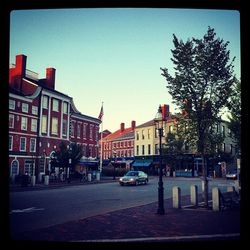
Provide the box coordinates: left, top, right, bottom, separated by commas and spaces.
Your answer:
125, 171, 138, 176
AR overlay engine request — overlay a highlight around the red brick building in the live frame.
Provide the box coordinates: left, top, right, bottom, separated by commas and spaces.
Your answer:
100, 121, 135, 168
9, 54, 101, 180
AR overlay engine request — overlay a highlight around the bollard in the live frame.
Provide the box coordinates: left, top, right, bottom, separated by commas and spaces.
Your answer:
96, 172, 100, 181
88, 173, 92, 182
190, 185, 198, 206
212, 187, 220, 211
31, 175, 36, 186
172, 186, 181, 209
44, 175, 49, 185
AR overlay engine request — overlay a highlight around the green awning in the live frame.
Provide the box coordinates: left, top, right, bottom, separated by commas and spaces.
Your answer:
132, 160, 152, 167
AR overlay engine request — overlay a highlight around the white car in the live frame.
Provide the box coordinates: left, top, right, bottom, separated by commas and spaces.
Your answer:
119, 171, 148, 186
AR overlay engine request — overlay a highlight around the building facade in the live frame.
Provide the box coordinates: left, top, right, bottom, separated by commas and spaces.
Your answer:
9, 54, 101, 180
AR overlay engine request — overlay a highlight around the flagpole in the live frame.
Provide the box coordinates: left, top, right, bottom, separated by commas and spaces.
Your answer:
100, 102, 103, 175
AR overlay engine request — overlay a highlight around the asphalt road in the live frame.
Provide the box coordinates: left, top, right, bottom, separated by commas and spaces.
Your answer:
9, 177, 236, 236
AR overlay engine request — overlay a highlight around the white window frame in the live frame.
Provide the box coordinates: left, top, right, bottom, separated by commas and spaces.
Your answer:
43, 96, 48, 109
11, 160, 19, 175
22, 103, 29, 113
30, 138, 36, 152
63, 102, 68, 114
20, 137, 26, 151
9, 114, 14, 128
9, 99, 15, 110
62, 119, 67, 136
51, 117, 58, 135
21, 117, 28, 131
32, 105, 38, 115
52, 99, 59, 112
42, 115, 47, 133
9, 135, 13, 150
77, 123, 81, 138
31, 118, 37, 132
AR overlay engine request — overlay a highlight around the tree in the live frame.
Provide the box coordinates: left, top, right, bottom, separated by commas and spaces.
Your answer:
55, 141, 83, 176
226, 78, 241, 151
160, 26, 237, 207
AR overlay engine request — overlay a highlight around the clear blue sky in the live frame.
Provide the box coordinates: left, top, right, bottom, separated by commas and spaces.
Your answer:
10, 8, 240, 132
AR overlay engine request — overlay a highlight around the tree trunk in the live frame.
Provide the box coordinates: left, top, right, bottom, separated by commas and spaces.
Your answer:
202, 154, 209, 208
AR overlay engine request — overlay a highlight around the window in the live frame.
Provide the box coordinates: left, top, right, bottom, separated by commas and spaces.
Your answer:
20, 137, 26, 151
31, 119, 37, 132
9, 114, 14, 128
142, 130, 145, 140
21, 117, 28, 130
155, 144, 158, 154
30, 138, 36, 152
24, 160, 33, 175
9, 135, 13, 150
22, 103, 29, 113
52, 99, 59, 112
63, 102, 68, 114
71, 121, 75, 137
32, 106, 38, 115
142, 145, 145, 155
148, 129, 151, 139
83, 124, 87, 138
90, 125, 93, 139
89, 145, 93, 157
51, 117, 58, 135
11, 160, 19, 175
148, 144, 151, 155
96, 129, 99, 142
221, 125, 225, 137
62, 119, 67, 136
9, 99, 15, 110
42, 115, 47, 133
43, 96, 48, 109
83, 144, 87, 156
77, 123, 81, 138
136, 145, 139, 155
136, 131, 139, 140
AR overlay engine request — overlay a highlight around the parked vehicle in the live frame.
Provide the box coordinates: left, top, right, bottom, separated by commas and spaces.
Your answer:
226, 170, 238, 180
119, 171, 148, 186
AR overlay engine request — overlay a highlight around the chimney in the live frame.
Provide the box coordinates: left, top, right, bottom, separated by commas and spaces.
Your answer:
161, 104, 170, 120
10, 54, 27, 91
15, 54, 27, 78
131, 120, 136, 130
120, 123, 125, 132
46, 68, 56, 89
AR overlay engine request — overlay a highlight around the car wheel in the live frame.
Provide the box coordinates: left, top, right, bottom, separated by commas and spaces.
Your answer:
135, 180, 139, 186
145, 179, 148, 185
120, 183, 124, 186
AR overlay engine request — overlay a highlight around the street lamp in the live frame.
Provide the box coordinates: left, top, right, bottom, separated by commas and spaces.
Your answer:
154, 105, 165, 215
113, 150, 117, 180
67, 144, 72, 183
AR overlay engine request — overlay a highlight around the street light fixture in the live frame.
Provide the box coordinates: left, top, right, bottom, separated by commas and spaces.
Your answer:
154, 104, 165, 215
113, 150, 117, 180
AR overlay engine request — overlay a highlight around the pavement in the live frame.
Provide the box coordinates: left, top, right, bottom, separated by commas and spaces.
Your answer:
9, 177, 242, 243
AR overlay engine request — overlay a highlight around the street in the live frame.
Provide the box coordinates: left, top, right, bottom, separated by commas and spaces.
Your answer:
9, 177, 236, 237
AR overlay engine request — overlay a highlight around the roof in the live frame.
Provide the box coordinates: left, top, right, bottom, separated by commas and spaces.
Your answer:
103, 127, 135, 142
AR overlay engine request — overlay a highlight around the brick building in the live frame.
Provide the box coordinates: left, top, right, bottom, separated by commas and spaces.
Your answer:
9, 54, 101, 180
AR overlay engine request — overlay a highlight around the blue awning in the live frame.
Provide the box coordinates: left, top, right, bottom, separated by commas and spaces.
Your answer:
132, 160, 152, 167
79, 161, 99, 167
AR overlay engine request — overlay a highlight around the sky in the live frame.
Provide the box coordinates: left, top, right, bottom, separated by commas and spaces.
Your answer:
10, 8, 241, 132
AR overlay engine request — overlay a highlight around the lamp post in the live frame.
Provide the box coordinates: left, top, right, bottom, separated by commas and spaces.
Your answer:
113, 150, 117, 180
67, 144, 72, 183
154, 105, 165, 215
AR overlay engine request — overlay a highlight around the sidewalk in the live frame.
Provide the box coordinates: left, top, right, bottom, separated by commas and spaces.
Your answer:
11, 192, 241, 242
9, 176, 117, 192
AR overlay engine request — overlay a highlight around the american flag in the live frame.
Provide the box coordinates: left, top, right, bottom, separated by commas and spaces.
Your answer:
98, 105, 104, 121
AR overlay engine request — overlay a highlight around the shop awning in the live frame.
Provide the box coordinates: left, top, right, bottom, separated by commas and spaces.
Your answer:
79, 161, 99, 167
132, 160, 152, 167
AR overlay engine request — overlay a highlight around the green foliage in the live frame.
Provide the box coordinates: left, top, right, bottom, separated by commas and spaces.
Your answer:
161, 26, 236, 155
55, 141, 83, 170
226, 79, 241, 148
